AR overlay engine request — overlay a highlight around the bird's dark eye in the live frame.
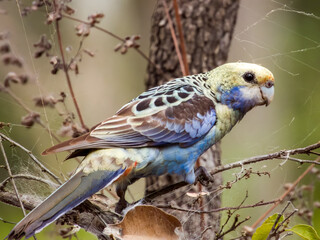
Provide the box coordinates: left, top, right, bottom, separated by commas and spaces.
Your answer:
243, 72, 255, 83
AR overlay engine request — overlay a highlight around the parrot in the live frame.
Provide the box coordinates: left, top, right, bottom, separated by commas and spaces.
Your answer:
7, 62, 274, 239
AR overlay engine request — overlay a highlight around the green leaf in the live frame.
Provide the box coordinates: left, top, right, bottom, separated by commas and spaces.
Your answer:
252, 214, 284, 240
286, 224, 320, 240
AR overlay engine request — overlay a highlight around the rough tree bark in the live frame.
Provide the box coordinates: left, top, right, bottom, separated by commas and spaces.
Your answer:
145, 0, 240, 239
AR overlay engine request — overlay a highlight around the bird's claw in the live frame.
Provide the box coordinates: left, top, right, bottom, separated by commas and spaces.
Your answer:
115, 198, 129, 214
195, 166, 214, 187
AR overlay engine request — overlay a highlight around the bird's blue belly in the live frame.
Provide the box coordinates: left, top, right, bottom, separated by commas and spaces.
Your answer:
134, 126, 217, 182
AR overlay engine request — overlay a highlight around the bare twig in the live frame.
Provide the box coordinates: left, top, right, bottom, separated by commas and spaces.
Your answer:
275, 207, 297, 231
200, 227, 213, 239
218, 215, 250, 239
0, 136, 26, 216
266, 202, 291, 240
0, 132, 62, 185
173, 0, 189, 75
211, 142, 320, 175
61, 14, 159, 72
0, 217, 16, 225
156, 198, 278, 214
54, 20, 88, 131
67, 36, 85, 70
142, 142, 320, 207
251, 155, 320, 230
266, 202, 297, 239
161, 0, 186, 76
0, 174, 59, 190
215, 191, 249, 239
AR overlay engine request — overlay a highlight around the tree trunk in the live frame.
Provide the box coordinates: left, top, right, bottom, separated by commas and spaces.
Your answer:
145, 0, 240, 239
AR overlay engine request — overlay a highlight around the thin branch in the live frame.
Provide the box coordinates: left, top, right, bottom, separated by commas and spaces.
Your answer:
217, 215, 250, 239
173, 0, 189, 75
67, 36, 85, 70
216, 191, 249, 238
266, 201, 291, 240
309, 151, 320, 156
275, 207, 297, 231
61, 14, 159, 72
143, 142, 320, 204
0, 217, 16, 225
142, 142, 320, 209
161, 0, 186, 75
211, 142, 320, 175
0, 174, 59, 190
144, 181, 188, 202
54, 20, 88, 131
156, 199, 278, 214
251, 155, 320, 230
200, 227, 212, 239
0, 132, 62, 185
0, 136, 26, 216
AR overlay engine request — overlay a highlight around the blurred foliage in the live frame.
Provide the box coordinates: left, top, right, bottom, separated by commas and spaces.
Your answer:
0, 0, 319, 239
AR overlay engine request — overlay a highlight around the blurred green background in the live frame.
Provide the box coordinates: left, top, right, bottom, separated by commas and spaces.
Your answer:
0, 0, 319, 239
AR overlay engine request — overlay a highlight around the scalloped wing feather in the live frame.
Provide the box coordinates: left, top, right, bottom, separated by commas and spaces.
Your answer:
42, 79, 216, 155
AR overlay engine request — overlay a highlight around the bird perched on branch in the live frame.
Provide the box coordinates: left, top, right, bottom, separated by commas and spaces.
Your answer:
7, 62, 274, 240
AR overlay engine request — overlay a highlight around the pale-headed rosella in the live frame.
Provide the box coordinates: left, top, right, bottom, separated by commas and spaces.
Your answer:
7, 62, 275, 239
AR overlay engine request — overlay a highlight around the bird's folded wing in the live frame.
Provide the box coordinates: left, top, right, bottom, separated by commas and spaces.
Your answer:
43, 82, 216, 155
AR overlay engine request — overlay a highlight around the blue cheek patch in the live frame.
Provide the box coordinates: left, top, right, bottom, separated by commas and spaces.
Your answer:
220, 86, 256, 113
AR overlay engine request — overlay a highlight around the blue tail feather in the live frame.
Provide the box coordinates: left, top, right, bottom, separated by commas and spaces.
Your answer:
7, 168, 125, 240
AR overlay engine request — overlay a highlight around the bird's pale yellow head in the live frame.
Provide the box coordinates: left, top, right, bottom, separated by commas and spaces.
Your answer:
207, 62, 274, 111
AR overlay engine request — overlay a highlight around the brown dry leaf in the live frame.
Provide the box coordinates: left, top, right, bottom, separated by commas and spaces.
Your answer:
110, 205, 182, 240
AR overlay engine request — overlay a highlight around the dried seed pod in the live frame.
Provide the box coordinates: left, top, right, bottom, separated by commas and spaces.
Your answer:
88, 13, 104, 25
75, 23, 90, 37
33, 95, 58, 108
21, 112, 40, 128
34, 35, 52, 58
1, 54, 23, 67
4, 72, 28, 87
0, 43, 11, 54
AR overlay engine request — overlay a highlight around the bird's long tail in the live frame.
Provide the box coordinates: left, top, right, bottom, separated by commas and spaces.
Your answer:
6, 167, 125, 240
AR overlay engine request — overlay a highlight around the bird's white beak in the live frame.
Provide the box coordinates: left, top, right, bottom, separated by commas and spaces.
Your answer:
260, 80, 274, 106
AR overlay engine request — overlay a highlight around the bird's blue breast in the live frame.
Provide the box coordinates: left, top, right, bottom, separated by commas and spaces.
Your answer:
136, 125, 217, 181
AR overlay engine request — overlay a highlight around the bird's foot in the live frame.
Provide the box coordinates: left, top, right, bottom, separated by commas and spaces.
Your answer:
195, 166, 214, 187
115, 197, 129, 214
